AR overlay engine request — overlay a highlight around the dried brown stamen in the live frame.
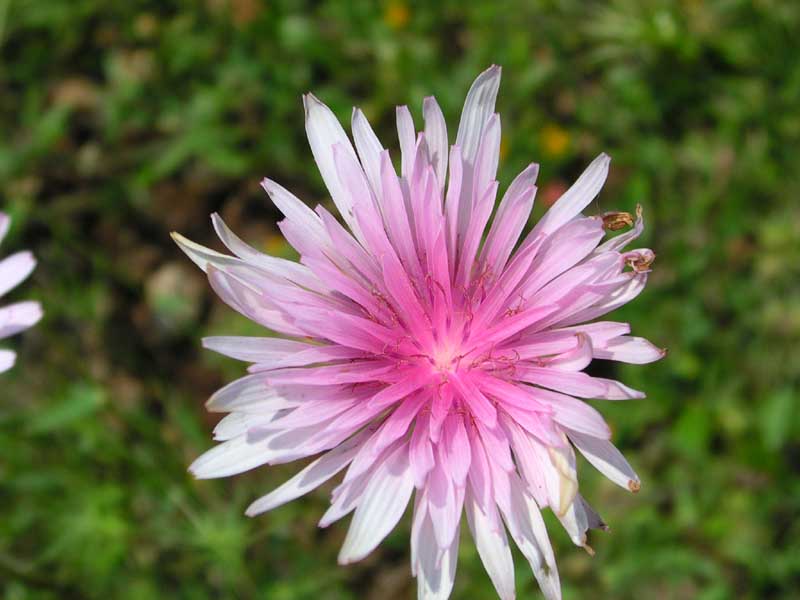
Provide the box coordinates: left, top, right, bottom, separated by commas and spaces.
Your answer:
626, 250, 656, 273
602, 211, 634, 231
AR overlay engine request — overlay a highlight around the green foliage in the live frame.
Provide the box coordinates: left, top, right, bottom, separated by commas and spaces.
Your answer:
1, 0, 799, 598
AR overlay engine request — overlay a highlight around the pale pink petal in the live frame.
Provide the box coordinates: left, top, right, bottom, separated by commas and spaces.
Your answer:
455, 65, 502, 168
471, 113, 501, 206
465, 489, 516, 600
567, 428, 641, 492
532, 153, 611, 237
517, 217, 605, 299
189, 433, 286, 479
351, 108, 384, 199
212, 411, 276, 441
540, 333, 593, 371
480, 163, 538, 278
530, 388, 612, 439
319, 468, 370, 528
410, 411, 435, 488
303, 93, 368, 244
206, 265, 304, 336
502, 473, 561, 600
427, 451, 462, 549
593, 335, 666, 364
556, 272, 648, 326
509, 330, 582, 361
245, 428, 371, 516
338, 442, 415, 564
444, 145, 464, 266
397, 105, 417, 179
203, 336, 319, 362
204, 374, 308, 413
415, 512, 459, 600
422, 96, 449, 193
261, 178, 330, 249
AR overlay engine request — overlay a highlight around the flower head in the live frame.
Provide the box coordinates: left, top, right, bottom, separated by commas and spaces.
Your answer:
0, 213, 41, 373
175, 66, 664, 600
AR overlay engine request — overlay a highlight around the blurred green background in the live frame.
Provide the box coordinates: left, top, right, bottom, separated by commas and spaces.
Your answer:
1, 0, 799, 598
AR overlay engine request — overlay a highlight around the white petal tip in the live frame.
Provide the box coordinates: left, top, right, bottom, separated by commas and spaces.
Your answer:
29, 303, 44, 324
303, 92, 326, 117
244, 503, 265, 518
337, 552, 359, 566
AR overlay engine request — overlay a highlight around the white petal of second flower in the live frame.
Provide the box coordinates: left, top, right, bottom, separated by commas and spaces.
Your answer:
0, 349, 16, 372
0, 301, 42, 339
0, 251, 36, 297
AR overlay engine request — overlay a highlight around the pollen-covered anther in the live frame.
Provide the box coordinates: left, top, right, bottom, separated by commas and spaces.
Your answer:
601, 211, 634, 231
628, 479, 641, 493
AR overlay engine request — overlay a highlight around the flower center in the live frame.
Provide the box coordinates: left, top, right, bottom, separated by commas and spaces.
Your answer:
428, 343, 460, 374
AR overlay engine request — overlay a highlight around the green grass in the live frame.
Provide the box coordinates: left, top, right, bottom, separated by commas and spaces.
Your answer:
1, 0, 799, 598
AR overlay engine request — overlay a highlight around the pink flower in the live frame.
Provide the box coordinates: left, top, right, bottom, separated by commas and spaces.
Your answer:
0, 213, 42, 373
175, 66, 664, 600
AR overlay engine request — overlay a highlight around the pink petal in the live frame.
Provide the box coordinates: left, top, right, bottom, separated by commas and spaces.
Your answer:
409, 411, 435, 488
480, 163, 538, 277
449, 372, 497, 427
517, 217, 605, 298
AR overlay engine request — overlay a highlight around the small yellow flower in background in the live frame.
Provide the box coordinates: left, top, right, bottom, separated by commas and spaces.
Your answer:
384, 0, 410, 29
541, 123, 570, 158
264, 233, 289, 257
499, 135, 510, 161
